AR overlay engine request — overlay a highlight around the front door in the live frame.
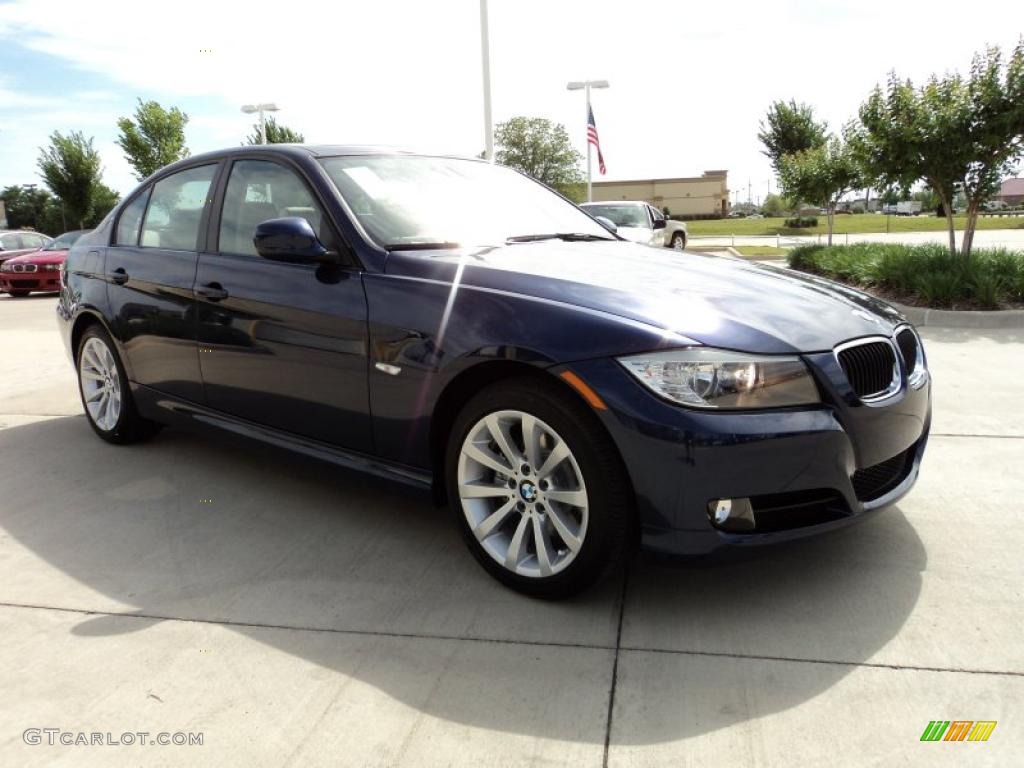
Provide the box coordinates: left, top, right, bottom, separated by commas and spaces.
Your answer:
195, 158, 372, 453
105, 163, 218, 402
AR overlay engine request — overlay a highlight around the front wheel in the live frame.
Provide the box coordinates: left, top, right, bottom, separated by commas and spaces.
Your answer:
670, 232, 686, 250
446, 377, 633, 598
6, 290, 30, 298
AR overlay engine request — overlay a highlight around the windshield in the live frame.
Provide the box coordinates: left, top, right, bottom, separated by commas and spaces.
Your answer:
580, 204, 649, 228
44, 230, 87, 250
318, 155, 612, 249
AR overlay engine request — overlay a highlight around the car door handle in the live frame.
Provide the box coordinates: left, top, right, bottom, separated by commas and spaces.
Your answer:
110, 267, 129, 285
195, 282, 229, 301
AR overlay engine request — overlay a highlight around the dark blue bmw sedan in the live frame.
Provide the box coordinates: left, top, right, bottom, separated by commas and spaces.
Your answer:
57, 145, 930, 597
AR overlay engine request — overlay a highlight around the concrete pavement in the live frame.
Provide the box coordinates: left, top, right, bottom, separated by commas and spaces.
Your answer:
0, 294, 1021, 766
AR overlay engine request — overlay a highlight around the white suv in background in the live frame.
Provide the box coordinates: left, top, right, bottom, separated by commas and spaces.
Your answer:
580, 201, 688, 249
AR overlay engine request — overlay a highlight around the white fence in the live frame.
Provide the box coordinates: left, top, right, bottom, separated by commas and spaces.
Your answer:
688, 233, 854, 249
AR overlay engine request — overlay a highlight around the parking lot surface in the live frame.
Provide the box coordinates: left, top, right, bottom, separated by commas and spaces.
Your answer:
0, 293, 1021, 766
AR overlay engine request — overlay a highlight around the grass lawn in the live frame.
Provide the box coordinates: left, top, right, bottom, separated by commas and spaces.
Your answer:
687, 214, 1024, 237
732, 245, 788, 257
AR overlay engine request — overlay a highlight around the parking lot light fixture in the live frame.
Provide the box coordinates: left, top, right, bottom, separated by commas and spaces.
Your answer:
241, 103, 280, 145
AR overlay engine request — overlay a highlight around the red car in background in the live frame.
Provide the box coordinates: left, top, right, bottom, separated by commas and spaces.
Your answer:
0, 230, 90, 297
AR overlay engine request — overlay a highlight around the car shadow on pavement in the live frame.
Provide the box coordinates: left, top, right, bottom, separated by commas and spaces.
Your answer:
0, 416, 925, 745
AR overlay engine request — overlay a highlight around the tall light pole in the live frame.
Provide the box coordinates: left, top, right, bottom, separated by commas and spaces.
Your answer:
480, 0, 494, 162
566, 79, 609, 202
241, 103, 280, 145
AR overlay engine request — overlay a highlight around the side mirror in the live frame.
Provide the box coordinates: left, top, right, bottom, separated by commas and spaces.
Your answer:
594, 215, 618, 234
653, 218, 667, 230
254, 217, 331, 263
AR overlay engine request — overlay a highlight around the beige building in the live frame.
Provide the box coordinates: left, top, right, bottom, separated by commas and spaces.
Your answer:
591, 170, 729, 217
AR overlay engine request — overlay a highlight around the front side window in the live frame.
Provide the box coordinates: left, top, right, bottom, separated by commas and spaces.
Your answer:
116, 190, 150, 246
140, 165, 216, 251
0, 234, 19, 250
319, 155, 612, 249
218, 160, 329, 256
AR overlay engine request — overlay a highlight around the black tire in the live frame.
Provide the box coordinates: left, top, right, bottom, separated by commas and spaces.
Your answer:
7, 290, 30, 298
669, 232, 686, 250
445, 376, 633, 598
76, 324, 162, 444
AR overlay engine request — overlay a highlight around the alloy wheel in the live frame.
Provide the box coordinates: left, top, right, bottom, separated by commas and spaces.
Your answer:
457, 410, 589, 578
79, 336, 122, 432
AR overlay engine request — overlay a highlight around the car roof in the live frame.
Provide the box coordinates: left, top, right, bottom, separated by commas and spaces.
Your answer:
143, 144, 486, 184
170, 144, 479, 165
580, 201, 647, 206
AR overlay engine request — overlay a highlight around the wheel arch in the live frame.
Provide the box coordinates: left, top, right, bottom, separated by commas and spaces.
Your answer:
428, 359, 632, 508
70, 310, 126, 375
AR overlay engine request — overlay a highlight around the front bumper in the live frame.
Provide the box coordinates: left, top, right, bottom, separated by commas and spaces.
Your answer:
561, 351, 931, 558
1, 272, 61, 293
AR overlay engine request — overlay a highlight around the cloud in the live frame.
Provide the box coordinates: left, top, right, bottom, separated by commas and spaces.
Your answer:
1, 0, 1022, 202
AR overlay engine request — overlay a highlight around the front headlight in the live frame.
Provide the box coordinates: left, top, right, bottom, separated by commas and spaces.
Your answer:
44, 263, 61, 271
0, 263, 11, 272
618, 347, 821, 409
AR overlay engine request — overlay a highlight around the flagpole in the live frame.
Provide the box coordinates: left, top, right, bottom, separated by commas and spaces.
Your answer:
567, 79, 608, 202
585, 83, 592, 202
480, 0, 494, 162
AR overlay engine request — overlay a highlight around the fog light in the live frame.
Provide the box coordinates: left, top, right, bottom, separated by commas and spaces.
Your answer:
708, 497, 755, 531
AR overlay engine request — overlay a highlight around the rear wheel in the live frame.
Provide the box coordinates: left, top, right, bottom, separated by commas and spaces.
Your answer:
76, 325, 161, 444
446, 377, 632, 598
670, 232, 686, 250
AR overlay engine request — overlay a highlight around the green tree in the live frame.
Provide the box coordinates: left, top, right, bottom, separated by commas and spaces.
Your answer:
246, 116, 305, 144
854, 40, 1024, 260
779, 136, 861, 244
0, 185, 61, 233
36, 131, 105, 230
89, 183, 121, 228
758, 100, 828, 175
761, 193, 790, 218
116, 99, 190, 180
493, 117, 585, 200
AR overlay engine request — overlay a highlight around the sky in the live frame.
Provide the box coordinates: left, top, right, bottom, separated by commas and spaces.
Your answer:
0, 0, 1021, 203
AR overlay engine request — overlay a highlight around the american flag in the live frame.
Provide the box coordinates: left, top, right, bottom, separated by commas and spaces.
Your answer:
587, 105, 606, 175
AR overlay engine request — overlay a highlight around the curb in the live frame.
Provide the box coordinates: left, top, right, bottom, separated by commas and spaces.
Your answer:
892, 302, 1024, 329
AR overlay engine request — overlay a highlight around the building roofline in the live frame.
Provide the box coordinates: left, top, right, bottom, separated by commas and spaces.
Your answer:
593, 172, 728, 186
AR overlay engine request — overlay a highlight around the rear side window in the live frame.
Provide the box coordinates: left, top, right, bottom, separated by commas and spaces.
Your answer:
0, 234, 21, 249
218, 160, 328, 256
116, 190, 150, 246
140, 165, 217, 251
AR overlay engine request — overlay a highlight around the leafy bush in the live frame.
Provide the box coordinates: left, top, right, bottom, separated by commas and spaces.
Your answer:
787, 243, 1023, 309
785, 216, 818, 228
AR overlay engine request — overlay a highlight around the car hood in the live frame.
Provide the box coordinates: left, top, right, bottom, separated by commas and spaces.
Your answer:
386, 240, 905, 354
3, 249, 66, 265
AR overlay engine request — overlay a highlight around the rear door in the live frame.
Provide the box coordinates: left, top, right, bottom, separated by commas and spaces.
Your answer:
194, 157, 372, 452
105, 163, 219, 402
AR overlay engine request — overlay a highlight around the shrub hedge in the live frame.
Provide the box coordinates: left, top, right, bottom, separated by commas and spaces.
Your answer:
784, 216, 818, 228
787, 243, 1024, 309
